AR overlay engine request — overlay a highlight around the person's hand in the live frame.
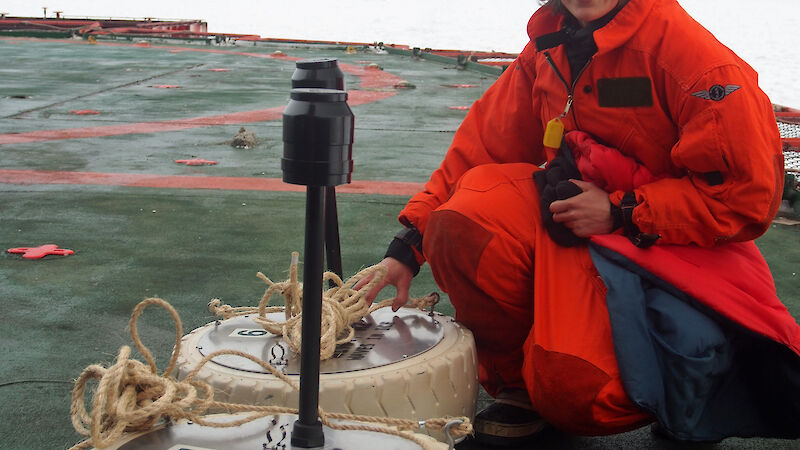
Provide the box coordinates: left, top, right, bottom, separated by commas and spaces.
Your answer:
549, 179, 613, 237
354, 257, 414, 311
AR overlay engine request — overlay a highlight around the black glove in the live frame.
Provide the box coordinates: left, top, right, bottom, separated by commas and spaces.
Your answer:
533, 140, 587, 247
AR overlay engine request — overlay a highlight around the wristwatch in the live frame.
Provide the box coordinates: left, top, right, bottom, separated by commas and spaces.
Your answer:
620, 192, 660, 248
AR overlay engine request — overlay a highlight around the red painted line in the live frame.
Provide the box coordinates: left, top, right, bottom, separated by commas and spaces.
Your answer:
0, 169, 424, 196
174, 158, 218, 166
0, 107, 284, 145
0, 38, 406, 145
0, 89, 395, 145
339, 62, 406, 90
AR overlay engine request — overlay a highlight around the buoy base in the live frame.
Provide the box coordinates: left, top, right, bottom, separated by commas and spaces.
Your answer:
106, 413, 441, 449
291, 419, 325, 448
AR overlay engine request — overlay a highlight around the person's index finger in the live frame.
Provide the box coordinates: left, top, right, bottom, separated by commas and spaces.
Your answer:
353, 273, 374, 291
549, 198, 571, 213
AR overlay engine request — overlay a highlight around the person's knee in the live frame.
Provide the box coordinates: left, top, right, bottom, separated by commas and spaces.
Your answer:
425, 209, 492, 285
424, 162, 539, 290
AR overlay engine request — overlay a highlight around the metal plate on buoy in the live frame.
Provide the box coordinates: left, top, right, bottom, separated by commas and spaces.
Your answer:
116, 413, 428, 449
196, 308, 444, 375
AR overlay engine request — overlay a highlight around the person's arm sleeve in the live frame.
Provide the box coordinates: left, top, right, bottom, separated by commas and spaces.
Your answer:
609, 63, 784, 247
397, 44, 546, 254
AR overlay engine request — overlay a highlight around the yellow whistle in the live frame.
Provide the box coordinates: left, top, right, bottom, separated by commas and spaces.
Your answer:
543, 117, 564, 149
543, 117, 564, 162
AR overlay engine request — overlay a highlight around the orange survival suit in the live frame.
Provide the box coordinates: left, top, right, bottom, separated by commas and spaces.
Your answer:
394, 0, 787, 436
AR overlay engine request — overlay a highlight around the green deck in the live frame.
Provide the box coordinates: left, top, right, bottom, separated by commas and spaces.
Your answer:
0, 36, 798, 450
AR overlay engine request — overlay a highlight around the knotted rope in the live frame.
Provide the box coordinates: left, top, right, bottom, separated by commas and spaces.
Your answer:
208, 252, 439, 360
69, 297, 469, 450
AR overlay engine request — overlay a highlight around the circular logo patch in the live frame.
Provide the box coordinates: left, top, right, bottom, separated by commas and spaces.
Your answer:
708, 84, 726, 101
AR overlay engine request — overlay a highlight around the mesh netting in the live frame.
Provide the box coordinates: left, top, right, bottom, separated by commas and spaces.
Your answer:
778, 120, 800, 139
785, 150, 800, 173
777, 116, 800, 172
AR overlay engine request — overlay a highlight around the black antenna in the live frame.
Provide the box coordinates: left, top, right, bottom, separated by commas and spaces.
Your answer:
282, 58, 353, 448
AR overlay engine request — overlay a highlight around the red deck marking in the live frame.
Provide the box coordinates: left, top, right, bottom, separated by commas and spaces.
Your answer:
441, 84, 478, 88
208, 68, 230, 72
448, 106, 470, 110
69, 110, 101, 115
150, 84, 180, 89
175, 158, 218, 166
7, 244, 74, 259
0, 169, 424, 196
0, 106, 284, 145
0, 88, 395, 145
0, 43, 404, 146
339, 62, 405, 90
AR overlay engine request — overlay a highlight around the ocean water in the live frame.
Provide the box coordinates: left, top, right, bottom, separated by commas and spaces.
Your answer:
3, 0, 799, 107
678, 1, 800, 109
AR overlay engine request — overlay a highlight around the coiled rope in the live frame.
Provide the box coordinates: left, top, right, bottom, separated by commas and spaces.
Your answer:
207, 252, 440, 360
69, 287, 467, 450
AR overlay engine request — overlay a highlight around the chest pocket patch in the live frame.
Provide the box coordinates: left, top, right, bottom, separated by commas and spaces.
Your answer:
597, 77, 653, 108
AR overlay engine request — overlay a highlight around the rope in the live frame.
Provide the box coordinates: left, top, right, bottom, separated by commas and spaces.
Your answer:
208, 252, 440, 360
69, 297, 470, 450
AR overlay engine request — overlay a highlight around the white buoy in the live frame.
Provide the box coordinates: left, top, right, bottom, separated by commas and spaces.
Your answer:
175, 308, 478, 442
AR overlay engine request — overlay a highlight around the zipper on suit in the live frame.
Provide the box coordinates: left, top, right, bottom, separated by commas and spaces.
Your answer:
544, 51, 591, 128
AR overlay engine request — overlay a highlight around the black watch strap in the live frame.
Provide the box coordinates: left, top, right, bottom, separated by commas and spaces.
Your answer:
610, 201, 623, 231
620, 192, 660, 248
620, 192, 637, 236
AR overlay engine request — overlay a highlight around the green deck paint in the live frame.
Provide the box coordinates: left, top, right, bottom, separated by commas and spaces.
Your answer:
0, 36, 796, 450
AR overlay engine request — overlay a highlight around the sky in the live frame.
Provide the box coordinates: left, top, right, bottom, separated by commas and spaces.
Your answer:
3, 0, 799, 106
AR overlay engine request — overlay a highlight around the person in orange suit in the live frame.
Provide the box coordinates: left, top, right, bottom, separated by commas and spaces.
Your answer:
356, 0, 799, 446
